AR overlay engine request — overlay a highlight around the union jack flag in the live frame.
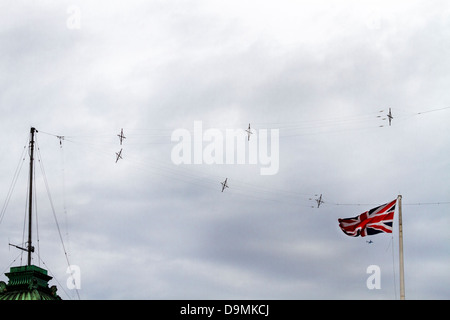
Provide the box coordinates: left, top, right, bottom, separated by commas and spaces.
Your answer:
338, 199, 397, 237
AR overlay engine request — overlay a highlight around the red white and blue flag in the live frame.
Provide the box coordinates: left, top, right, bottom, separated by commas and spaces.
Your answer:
338, 199, 397, 237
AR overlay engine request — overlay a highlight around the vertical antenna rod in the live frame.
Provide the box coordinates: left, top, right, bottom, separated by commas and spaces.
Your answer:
27, 127, 36, 266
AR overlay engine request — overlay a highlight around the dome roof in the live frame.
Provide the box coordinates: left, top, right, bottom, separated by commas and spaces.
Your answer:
0, 265, 61, 300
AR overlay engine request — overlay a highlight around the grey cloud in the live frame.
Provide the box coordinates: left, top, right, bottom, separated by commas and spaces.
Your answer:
0, 1, 449, 300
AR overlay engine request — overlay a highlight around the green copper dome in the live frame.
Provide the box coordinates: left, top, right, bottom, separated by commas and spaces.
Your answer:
0, 265, 61, 300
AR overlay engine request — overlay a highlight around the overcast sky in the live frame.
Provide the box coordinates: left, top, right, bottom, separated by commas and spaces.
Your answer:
0, 0, 450, 300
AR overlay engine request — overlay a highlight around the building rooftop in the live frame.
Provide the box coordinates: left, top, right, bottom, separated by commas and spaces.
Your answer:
0, 265, 61, 300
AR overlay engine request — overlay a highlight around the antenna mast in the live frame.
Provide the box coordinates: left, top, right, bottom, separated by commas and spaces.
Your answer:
27, 127, 37, 266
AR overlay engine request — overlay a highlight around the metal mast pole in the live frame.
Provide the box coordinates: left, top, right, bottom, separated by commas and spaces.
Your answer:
398, 194, 405, 300
27, 127, 36, 266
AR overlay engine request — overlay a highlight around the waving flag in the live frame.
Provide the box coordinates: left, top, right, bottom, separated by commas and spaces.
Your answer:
338, 199, 397, 237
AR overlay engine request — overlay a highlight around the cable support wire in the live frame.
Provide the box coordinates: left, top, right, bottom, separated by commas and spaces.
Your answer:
35, 110, 450, 210
322, 200, 450, 207
35, 106, 450, 149
0, 140, 28, 225
35, 138, 81, 299
63, 136, 316, 208
39, 258, 72, 300
37, 127, 450, 211
35, 111, 386, 145
0, 253, 22, 276
416, 106, 450, 115
107, 145, 317, 207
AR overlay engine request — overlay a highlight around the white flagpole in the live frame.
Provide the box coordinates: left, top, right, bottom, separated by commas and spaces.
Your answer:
397, 195, 405, 300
